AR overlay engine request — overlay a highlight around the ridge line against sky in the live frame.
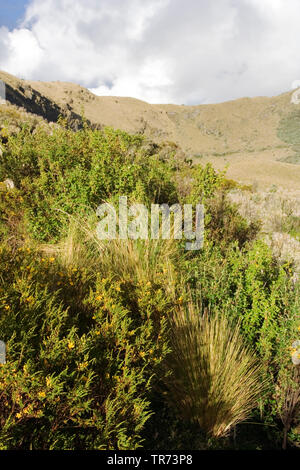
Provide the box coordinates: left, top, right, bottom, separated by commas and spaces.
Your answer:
0, 0, 300, 105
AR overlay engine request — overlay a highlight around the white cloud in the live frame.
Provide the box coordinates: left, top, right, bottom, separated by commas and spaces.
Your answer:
0, 0, 300, 104
90, 58, 173, 103
1, 27, 43, 77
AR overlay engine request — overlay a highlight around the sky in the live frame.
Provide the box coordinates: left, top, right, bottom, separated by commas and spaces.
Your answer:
0, 0, 300, 104
0, 1, 29, 30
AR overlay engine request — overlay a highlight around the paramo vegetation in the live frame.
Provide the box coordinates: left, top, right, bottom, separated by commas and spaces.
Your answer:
0, 118, 299, 449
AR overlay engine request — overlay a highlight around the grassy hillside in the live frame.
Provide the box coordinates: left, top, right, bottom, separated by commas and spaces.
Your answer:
1, 70, 300, 189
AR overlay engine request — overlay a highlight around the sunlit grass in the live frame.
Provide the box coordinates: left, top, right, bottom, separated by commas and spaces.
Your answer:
166, 301, 267, 438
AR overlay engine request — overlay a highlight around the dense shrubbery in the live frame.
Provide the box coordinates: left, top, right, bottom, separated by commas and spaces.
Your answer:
182, 240, 300, 447
0, 122, 177, 241
0, 122, 299, 449
0, 242, 172, 449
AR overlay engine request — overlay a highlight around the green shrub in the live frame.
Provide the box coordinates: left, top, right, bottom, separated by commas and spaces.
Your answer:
187, 162, 225, 204
282, 215, 300, 241
0, 125, 178, 241
186, 164, 260, 247
0, 243, 170, 449
182, 239, 300, 446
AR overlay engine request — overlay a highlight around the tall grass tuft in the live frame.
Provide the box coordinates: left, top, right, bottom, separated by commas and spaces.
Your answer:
167, 301, 266, 438
39, 212, 180, 292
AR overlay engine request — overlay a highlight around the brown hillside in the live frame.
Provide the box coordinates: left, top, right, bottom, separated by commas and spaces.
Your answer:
1, 70, 300, 189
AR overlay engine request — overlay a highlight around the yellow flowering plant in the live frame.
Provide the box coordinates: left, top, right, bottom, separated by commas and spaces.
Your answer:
0, 244, 170, 450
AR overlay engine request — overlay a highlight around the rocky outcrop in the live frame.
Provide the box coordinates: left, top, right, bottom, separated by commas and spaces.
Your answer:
3, 81, 91, 130
291, 88, 300, 104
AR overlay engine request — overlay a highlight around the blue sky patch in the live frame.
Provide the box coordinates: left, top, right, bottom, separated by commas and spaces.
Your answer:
0, 0, 29, 30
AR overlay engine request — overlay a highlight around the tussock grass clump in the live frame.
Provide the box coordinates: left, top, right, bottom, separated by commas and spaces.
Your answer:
39, 214, 180, 294
167, 302, 266, 438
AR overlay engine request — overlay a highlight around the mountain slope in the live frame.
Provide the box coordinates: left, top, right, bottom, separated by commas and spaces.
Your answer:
1, 70, 300, 189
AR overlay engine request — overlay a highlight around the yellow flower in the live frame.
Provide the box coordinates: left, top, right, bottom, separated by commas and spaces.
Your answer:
67, 340, 75, 350
298, 325, 300, 332
78, 361, 88, 370
49, 257, 55, 263
115, 286, 121, 292
139, 351, 146, 358
95, 295, 102, 301
4, 305, 10, 310
38, 391, 46, 399
95, 330, 100, 336
146, 281, 151, 287
16, 412, 22, 419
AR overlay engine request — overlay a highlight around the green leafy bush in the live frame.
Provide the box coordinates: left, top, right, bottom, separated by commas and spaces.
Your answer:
183, 239, 300, 446
0, 244, 170, 449
0, 124, 178, 241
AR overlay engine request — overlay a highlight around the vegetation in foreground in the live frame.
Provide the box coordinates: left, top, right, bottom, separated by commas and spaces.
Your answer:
0, 119, 299, 450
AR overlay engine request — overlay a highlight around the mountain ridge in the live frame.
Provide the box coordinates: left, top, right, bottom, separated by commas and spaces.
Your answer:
1, 70, 300, 189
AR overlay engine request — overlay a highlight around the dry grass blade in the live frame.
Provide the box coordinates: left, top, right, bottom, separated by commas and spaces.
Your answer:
167, 301, 267, 437
39, 212, 179, 291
